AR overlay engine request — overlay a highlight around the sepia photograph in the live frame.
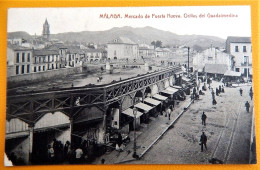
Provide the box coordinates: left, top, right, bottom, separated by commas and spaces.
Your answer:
5, 6, 256, 165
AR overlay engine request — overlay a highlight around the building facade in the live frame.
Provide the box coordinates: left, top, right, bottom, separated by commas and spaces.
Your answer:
84, 48, 107, 62
107, 37, 139, 60
33, 50, 60, 73
7, 44, 33, 77
226, 36, 252, 77
193, 47, 234, 72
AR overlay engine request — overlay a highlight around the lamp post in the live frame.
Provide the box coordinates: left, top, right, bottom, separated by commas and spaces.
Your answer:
132, 107, 138, 158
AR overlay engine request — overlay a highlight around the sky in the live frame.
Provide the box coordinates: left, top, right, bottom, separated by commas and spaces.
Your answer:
7, 6, 251, 39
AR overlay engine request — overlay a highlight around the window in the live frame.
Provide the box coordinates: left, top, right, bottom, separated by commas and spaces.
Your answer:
38, 66, 41, 71
27, 53, 30, 62
235, 68, 240, 72
243, 46, 247, 52
22, 53, 25, 62
27, 65, 30, 73
48, 55, 50, 62
16, 66, 19, 74
43, 65, 45, 71
48, 64, 50, 70
21, 65, 25, 74
35, 57, 37, 63
235, 46, 239, 52
244, 56, 249, 64
16, 53, 20, 63
34, 66, 37, 72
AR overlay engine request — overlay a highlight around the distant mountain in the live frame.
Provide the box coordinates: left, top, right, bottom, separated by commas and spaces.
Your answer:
7, 31, 32, 40
7, 26, 225, 50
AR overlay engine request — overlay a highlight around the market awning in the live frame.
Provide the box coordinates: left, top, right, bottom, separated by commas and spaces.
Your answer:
161, 90, 174, 95
224, 70, 241, 77
122, 108, 143, 118
134, 102, 153, 112
153, 94, 168, 101
166, 87, 179, 94
5, 131, 29, 140
144, 97, 161, 106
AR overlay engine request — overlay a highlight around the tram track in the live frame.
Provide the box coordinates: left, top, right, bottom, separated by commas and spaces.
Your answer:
210, 91, 243, 164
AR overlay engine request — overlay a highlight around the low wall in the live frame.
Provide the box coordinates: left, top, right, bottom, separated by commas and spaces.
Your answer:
7, 67, 82, 84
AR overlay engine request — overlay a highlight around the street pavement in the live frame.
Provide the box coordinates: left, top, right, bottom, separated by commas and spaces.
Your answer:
123, 81, 254, 164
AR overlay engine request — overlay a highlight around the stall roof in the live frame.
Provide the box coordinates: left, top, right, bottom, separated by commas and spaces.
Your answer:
166, 87, 179, 94
144, 97, 161, 106
134, 102, 153, 112
122, 108, 143, 118
153, 94, 168, 101
161, 90, 174, 95
224, 70, 242, 77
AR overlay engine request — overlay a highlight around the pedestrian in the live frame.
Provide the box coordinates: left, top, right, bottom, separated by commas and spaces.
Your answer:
47, 145, 55, 164
116, 133, 123, 152
52, 138, 58, 163
75, 146, 84, 164
239, 88, 243, 96
200, 132, 207, 152
249, 91, 253, 100
245, 101, 250, 113
167, 107, 171, 124
64, 141, 70, 161
222, 85, 225, 93
216, 88, 219, 96
201, 112, 207, 126
219, 85, 222, 93
211, 89, 215, 100
212, 98, 217, 105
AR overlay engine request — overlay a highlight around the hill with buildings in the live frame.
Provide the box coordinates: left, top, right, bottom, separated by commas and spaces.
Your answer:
8, 26, 225, 50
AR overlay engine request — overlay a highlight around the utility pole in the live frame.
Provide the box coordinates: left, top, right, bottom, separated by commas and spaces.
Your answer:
187, 47, 190, 78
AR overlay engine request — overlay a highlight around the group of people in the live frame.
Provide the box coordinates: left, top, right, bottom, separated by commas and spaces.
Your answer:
47, 139, 71, 164
47, 138, 99, 164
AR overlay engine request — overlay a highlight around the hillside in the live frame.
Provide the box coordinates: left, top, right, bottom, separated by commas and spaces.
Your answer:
8, 26, 225, 50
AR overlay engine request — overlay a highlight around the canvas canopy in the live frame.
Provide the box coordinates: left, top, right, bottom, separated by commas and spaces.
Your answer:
224, 70, 241, 77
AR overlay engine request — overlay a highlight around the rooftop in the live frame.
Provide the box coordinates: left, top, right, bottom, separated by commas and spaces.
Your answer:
226, 36, 251, 43
34, 49, 59, 56
108, 37, 137, 45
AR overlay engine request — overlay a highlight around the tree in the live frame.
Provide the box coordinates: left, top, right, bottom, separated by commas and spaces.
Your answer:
151, 40, 163, 48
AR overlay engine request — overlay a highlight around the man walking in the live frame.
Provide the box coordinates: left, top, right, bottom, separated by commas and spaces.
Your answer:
201, 112, 207, 126
245, 101, 250, 113
239, 88, 243, 96
200, 132, 208, 152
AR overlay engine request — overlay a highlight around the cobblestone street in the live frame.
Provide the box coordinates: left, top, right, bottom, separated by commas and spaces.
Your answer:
123, 81, 254, 164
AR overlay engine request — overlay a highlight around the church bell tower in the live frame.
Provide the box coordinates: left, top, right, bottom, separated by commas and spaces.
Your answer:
42, 18, 50, 40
